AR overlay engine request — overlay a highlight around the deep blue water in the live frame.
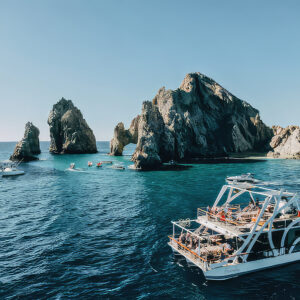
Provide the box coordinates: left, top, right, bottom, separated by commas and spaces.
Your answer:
0, 141, 300, 299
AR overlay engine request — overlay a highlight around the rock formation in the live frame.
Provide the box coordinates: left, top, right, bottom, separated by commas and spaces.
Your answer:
110, 72, 273, 169
110, 115, 140, 155
10, 122, 41, 161
267, 125, 300, 159
48, 98, 97, 154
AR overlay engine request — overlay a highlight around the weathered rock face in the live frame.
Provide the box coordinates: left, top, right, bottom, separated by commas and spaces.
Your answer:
48, 98, 97, 154
110, 115, 140, 155
132, 102, 167, 169
10, 122, 41, 161
267, 125, 300, 159
111, 73, 273, 169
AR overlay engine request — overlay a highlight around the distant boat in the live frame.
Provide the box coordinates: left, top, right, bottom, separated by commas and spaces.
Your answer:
1, 160, 25, 177
100, 161, 113, 164
88, 161, 93, 167
226, 173, 260, 184
164, 160, 177, 166
128, 164, 141, 170
111, 165, 125, 170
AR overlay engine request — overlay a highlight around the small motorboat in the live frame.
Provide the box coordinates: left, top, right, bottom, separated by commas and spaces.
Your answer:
164, 160, 177, 166
2, 167, 25, 177
128, 164, 141, 170
96, 162, 102, 168
100, 161, 113, 164
226, 173, 260, 184
88, 161, 93, 167
67, 163, 81, 171
111, 165, 125, 170
1, 160, 25, 177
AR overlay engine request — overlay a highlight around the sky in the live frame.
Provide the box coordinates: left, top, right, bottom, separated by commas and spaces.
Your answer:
0, 0, 299, 141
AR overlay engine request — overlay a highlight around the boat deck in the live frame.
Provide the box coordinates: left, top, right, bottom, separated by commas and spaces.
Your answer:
168, 236, 207, 270
196, 216, 243, 236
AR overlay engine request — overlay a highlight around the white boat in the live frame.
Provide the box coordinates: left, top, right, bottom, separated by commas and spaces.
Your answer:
165, 160, 177, 166
2, 167, 25, 177
100, 161, 113, 164
168, 183, 300, 280
111, 165, 125, 170
226, 173, 260, 184
128, 164, 141, 170
1, 160, 25, 177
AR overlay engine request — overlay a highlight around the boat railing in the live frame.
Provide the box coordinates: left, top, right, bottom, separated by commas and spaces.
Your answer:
170, 234, 294, 265
197, 207, 241, 227
168, 235, 208, 264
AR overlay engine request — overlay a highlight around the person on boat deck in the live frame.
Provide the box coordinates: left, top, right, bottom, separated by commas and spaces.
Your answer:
255, 197, 260, 207
224, 206, 228, 214
223, 243, 233, 254
186, 233, 192, 248
191, 237, 196, 249
219, 210, 226, 221
207, 205, 211, 219
206, 205, 211, 214
179, 232, 186, 244
220, 251, 226, 260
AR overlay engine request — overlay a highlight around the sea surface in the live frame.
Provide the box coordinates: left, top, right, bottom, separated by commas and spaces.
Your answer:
0, 141, 300, 299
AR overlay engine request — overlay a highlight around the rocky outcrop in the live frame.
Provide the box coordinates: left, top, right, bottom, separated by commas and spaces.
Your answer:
111, 73, 273, 169
110, 115, 140, 155
267, 125, 300, 159
10, 122, 41, 161
48, 98, 97, 154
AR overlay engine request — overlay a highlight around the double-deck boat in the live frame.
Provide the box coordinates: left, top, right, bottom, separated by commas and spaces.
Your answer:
168, 183, 300, 280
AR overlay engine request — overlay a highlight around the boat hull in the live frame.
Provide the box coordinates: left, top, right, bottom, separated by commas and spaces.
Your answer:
2, 171, 25, 177
169, 242, 300, 280
204, 252, 300, 280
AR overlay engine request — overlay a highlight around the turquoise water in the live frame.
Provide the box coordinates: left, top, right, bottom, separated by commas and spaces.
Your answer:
1, 141, 300, 299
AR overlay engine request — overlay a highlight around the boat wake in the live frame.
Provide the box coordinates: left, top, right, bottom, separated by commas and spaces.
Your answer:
65, 168, 86, 172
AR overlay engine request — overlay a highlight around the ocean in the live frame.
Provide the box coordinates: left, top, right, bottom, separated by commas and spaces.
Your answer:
0, 141, 300, 299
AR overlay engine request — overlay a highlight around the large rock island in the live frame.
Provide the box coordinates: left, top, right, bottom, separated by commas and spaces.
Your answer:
111, 72, 273, 169
48, 98, 97, 154
267, 125, 300, 159
10, 122, 41, 161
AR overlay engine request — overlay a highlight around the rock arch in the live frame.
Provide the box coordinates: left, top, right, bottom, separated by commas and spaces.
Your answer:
110, 115, 140, 156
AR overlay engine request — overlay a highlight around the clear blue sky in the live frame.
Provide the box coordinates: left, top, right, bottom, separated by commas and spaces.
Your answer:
0, 0, 299, 141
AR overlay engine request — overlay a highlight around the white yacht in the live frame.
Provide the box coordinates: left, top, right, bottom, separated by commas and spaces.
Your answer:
169, 183, 300, 280
226, 173, 260, 184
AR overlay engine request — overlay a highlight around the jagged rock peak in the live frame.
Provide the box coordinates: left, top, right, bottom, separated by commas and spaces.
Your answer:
48, 97, 97, 154
267, 125, 300, 159
111, 72, 273, 169
10, 122, 41, 161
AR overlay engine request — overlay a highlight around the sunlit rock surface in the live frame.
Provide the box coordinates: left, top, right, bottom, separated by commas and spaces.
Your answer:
10, 122, 41, 161
110, 115, 140, 156
267, 125, 300, 159
48, 98, 97, 154
111, 73, 273, 169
